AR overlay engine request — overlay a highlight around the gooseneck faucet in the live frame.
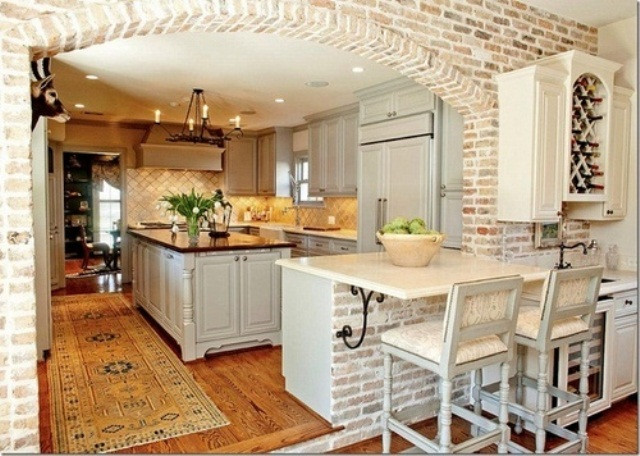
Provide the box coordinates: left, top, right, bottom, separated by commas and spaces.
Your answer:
556, 240, 597, 270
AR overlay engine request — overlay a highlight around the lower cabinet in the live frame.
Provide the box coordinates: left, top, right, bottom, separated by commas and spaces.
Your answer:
284, 231, 357, 257
195, 250, 282, 353
611, 291, 638, 401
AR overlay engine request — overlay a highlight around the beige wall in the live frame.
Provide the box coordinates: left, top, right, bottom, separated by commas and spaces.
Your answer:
591, 16, 638, 270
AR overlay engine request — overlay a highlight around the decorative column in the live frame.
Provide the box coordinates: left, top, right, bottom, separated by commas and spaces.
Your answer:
181, 254, 196, 361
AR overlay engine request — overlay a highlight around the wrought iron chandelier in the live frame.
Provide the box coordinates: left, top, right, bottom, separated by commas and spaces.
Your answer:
154, 88, 243, 147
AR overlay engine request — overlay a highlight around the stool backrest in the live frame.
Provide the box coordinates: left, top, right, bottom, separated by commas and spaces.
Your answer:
537, 266, 603, 350
441, 276, 523, 373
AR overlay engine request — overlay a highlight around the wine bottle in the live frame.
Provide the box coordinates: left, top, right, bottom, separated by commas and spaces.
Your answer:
586, 183, 604, 190
576, 140, 599, 148
587, 114, 603, 121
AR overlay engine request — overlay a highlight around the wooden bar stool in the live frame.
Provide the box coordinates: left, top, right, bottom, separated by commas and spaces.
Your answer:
478, 266, 603, 454
381, 276, 524, 453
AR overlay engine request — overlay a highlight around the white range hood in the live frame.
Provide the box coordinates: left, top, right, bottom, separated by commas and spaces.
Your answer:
135, 142, 224, 171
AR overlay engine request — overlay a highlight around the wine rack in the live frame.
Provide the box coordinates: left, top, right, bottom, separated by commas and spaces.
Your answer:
570, 74, 605, 195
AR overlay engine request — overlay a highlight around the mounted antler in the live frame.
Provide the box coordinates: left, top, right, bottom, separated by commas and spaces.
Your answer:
31, 57, 70, 130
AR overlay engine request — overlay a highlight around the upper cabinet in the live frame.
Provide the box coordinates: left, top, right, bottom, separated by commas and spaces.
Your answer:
496, 50, 631, 222
306, 104, 359, 196
356, 78, 435, 125
226, 137, 258, 195
257, 127, 293, 197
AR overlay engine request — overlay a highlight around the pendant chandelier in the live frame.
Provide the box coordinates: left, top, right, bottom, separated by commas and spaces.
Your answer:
154, 88, 243, 147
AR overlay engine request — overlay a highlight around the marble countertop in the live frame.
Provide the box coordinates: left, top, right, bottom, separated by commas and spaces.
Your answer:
276, 249, 549, 299
129, 229, 295, 253
599, 269, 638, 295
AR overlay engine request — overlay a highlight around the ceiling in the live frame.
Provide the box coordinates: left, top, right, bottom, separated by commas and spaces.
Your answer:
520, 0, 636, 27
53, 32, 401, 129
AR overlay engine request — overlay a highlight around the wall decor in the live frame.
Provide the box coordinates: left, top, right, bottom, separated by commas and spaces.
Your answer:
534, 221, 562, 248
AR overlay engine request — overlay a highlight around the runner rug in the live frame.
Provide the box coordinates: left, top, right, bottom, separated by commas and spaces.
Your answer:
49, 293, 228, 453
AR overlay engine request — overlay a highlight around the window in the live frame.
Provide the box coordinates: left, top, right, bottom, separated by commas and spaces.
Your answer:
294, 155, 323, 206
97, 182, 121, 246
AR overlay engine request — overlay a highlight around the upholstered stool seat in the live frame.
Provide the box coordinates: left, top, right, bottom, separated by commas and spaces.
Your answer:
381, 276, 524, 454
382, 318, 508, 365
478, 266, 603, 454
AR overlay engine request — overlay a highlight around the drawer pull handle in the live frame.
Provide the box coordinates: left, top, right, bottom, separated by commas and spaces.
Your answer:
316, 243, 322, 247
625, 299, 633, 306
340, 247, 349, 251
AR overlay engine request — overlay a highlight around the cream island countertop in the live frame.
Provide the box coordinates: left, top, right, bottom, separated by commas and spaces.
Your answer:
276, 248, 549, 300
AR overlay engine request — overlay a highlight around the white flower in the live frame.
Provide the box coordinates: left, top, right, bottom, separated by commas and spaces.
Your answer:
192, 207, 200, 214
214, 201, 222, 210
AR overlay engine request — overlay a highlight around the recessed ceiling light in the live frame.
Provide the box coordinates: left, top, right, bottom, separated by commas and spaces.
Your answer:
275, 98, 285, 103
352, 66, 364, 73
74, 103, 85, 109
85, 74, 98, 80
305, 81, 329, 88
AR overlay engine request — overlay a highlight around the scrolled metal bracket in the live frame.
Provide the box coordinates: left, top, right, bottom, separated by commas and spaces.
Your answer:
335, 286, 385, 350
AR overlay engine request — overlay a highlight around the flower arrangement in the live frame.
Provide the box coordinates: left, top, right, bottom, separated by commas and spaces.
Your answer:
160, 188, 214, 243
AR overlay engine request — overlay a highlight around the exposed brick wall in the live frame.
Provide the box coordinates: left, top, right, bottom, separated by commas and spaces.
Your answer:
0, 0, 598, 452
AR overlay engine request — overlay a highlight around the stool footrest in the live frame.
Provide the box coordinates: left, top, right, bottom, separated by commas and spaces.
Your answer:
507, 439, 533, 453
452, 428, 502, 454
521, 375, 581, 403
388, 417, 439, 453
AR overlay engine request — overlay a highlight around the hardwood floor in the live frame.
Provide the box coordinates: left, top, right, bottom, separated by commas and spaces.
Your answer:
39, 291, 336, 453
334, 395, 638, 454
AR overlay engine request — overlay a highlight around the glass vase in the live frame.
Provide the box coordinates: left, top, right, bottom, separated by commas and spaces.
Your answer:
209, 206, 232, 238
186, 217, 200, 245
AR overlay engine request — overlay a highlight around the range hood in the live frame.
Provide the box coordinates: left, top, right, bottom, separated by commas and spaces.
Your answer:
135, 142, 224, 171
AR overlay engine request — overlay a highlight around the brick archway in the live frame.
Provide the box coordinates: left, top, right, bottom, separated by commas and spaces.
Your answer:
0, 0, 598, 452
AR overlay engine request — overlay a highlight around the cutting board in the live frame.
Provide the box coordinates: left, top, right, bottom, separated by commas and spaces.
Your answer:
303, 225, 341, 231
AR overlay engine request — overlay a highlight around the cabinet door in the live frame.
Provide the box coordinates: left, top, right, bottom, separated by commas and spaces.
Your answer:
196, 255, 240, 341
133, 241, 145, 300
357, 143, 384, 252
384, 136, 430, 225
308, 122, 325, 194
323, 117, 341, 193
340, 112, 358, 194
612, 314, 638, 400
163, 251, 182, 334
603, 90, 631, 218
394, 85, 435, 118
440, 103, 464, 248
240, 252, 280, 335
533, 79, 564, 219
360, 93, 394, 125
257, 133, 276, 195
226, 137, 257, 195
146, 245, 164, 314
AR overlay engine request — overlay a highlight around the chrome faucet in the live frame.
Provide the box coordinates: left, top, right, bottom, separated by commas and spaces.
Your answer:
556, 240, 597, 270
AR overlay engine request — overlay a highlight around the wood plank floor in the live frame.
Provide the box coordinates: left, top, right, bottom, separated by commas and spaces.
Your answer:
39, 290, 336, 453
334, 395, 638, 454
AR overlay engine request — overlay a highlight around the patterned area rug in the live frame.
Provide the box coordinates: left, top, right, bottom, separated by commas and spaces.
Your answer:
49, 293, 229, 453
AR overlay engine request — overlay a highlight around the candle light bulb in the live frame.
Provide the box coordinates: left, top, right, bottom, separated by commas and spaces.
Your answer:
202, 104, 209, 119
154, 110, 161, 123
235, 115, 241, 129
188, 118, 194, 131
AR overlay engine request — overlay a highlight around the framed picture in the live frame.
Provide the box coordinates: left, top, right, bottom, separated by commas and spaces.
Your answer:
534, 221, 562, 248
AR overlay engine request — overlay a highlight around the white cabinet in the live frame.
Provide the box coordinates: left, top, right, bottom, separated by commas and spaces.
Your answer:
195, 250, 282, 352
566, 86, 633, 220
283, 231, 356, 258
358, 136, 432, 252
226, 137, 258, 195
611, 291, 638, 401
356, 78, 435, 125
497, 66, 566, 222
257, 127, 293, 197
306, 105, 359, 196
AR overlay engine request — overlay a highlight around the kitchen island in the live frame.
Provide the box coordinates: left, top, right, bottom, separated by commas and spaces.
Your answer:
276, 249, 548, 427
129, 229, 294, 361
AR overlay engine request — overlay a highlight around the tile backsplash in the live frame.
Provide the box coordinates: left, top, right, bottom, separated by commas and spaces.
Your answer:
126, 169, 357, 230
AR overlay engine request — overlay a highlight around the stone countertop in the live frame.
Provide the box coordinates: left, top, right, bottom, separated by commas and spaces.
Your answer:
276, 248, 549, 300
128, 229, 295, 253
599, 269, 638, 295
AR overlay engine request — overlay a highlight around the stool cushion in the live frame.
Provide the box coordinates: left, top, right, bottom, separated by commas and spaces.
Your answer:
516, 305, 590, 340
381, 317, 508, 365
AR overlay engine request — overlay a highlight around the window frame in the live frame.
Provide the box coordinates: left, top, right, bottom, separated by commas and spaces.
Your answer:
293, 151, 324, 208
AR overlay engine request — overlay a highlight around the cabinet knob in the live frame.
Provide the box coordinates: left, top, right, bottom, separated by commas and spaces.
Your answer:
387, 112, 392, 118
166, 253, 174, 260
607, 210, 614, 215
625, 299, 633, 306
440, 192, 446, 198
242, 256, 248, 261
234, 256, 239, 261
392, 111, 397, 116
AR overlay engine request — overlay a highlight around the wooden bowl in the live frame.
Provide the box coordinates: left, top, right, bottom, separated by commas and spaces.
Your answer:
376, 232, 445, 267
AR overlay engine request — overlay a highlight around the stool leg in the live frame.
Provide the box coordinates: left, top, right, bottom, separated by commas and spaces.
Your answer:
498, 361, 510, 454
535, 351, 549, 453
578, 340, 590, 453
438, 378, 453, 453
471, 369, 483, 437
382, 353, 393, 454
514, 344, 525, 434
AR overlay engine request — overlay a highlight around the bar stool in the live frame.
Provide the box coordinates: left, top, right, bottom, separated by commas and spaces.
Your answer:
381, 276, 523, 453
478, 266, 603, 454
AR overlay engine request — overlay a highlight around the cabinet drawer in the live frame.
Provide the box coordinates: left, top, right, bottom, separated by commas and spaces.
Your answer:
248, 227, 260, 237
291, 248, 308, 258
284, 232, 308, 248
307, 237, 331, 255
615, 291, 637, 318
229, 226, 249, 234
330, 240, 357, 255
